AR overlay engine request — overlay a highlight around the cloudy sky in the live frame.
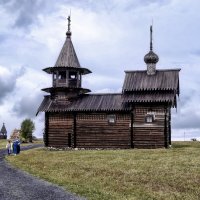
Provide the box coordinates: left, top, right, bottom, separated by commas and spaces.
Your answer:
0, 0, 200, 140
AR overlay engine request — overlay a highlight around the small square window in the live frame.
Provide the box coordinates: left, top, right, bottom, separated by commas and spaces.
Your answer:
107, 115, 116, 124
145, 114, 154, 123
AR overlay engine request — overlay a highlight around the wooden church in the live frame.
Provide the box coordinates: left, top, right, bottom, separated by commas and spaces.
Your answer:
0, 123, 7, 139
37, 17, 180, 149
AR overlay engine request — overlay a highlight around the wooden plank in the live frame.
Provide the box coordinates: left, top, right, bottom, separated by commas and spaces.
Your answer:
76, 113, 131, 148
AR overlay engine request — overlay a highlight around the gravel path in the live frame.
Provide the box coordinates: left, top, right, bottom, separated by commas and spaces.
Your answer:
0, 145, 86, 200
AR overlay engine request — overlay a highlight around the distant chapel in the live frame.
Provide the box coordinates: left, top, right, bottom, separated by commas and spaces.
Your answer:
0, 123, 7, 139
37, 17, 180, 149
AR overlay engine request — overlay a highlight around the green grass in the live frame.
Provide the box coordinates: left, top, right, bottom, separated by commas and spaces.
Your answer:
6, 142, 200, 200
0, 139, 7, 149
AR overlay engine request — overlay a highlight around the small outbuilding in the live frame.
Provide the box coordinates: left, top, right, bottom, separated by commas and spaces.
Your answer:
37, 17, 180, 149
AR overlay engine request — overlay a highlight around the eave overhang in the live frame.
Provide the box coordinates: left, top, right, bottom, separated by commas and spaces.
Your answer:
41, 87, 91, 94
43, 66, 92, 75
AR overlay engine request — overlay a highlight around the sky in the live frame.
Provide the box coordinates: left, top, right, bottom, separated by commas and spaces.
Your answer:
0, 0, 200, 141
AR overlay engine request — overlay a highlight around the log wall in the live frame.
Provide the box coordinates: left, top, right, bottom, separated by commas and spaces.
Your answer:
45, 105, 171, 149
47, 112, 73, 148
76, 113, 131, 148
133, 105, 170, 148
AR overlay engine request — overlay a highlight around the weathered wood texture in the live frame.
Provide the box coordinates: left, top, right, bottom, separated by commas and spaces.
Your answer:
46, 112, 131, 148
133, 105, 170, 148
76, 113, 131, 148
44, 112, 49, 147
123, 70, 180, 93
45, 105, 171, 149
48, 113, 73, 148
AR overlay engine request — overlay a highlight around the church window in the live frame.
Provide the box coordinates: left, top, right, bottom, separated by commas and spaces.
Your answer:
107, 115, 116, 124
58, 71, 66, 79
145, 114, 154, 123
69, 72, 77, 79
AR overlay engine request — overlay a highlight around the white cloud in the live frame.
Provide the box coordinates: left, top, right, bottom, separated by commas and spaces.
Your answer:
0, 66, 48, 137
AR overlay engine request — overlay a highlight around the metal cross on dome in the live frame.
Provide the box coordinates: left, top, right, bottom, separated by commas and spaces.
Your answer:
67, 15, 71, 32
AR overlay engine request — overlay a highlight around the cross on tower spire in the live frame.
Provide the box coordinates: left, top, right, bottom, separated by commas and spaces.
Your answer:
68, 16, 71, 32
66, 15, 72, 38
144, 25, 159, 75
150, 25, 153, 51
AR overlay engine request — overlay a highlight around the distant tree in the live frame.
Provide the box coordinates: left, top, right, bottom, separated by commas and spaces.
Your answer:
20, 119, 35, 143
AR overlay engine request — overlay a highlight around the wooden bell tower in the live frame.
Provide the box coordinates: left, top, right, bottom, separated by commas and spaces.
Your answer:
42, 16, 91, 103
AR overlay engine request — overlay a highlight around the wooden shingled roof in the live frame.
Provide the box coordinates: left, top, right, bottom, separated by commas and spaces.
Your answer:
122, 69, 180, 94
123, 92, 176, 103
122, 69, 180, 107
42, 28, 91, 75
123, 92, 177, 107
43, 66, 91, 75
54, 36, 81, 68
36, 94, 129, 114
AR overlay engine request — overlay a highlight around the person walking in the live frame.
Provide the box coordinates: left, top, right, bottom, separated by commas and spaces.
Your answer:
13, 138, 20, 155
12, 140, 17, 155
16, 138, 20, 154
6, 140, 12, 155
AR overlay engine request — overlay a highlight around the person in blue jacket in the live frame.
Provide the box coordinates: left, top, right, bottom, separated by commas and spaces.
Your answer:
16, 139, 20, 154
13, 138, 20, 155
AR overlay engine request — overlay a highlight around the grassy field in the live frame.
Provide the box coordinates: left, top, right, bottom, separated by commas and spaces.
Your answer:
0, 139, 7, 149
6, 142, 200, 200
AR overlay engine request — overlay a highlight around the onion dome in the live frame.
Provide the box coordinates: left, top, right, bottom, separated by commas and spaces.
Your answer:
144, 50, 159, 64
144, 25, 159, 75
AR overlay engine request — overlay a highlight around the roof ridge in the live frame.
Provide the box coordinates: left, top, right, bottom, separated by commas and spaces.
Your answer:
89, 93, 122, 95
125, 68, 181, 73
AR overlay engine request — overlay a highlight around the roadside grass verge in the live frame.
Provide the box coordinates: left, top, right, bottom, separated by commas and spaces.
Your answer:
6, 142, 200, 200
0, 139, 7, 149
